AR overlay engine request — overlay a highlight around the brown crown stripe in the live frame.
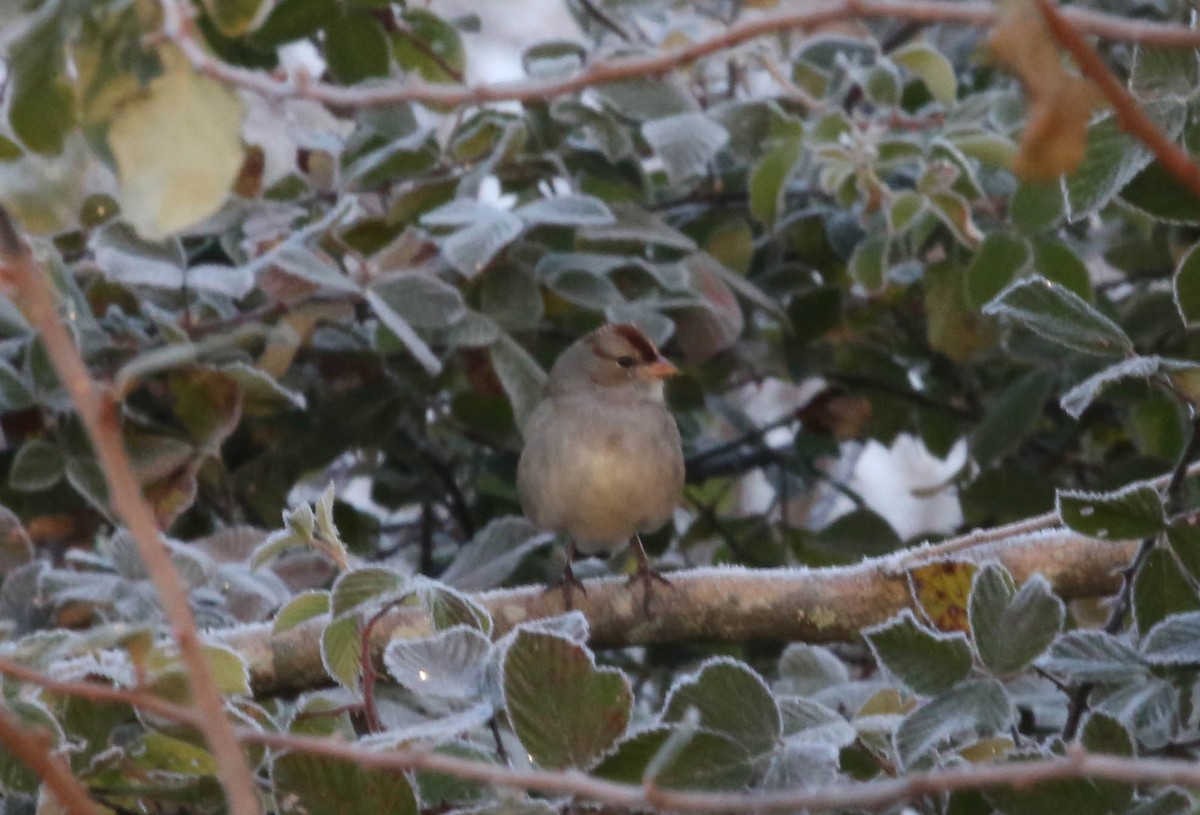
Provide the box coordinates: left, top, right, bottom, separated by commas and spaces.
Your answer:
609, 323, 659, 363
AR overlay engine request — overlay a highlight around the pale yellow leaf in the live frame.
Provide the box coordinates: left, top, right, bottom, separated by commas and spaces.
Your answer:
109, 48, 245, 239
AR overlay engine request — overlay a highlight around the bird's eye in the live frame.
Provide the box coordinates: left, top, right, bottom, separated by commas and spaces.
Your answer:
616, 355, 636, 368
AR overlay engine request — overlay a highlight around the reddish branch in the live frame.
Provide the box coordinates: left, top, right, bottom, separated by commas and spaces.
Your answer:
0, 704, 101, 815
157, 0, 1200, 110
7, 658, 1200, 814
0, 211, 262, 815
1033, 0, 1200, 198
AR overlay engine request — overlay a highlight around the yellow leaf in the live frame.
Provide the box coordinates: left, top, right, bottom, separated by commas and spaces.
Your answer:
108, 47, 245, 239
907, 560, 978, 633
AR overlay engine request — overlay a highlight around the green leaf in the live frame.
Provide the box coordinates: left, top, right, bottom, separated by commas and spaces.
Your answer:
849, 235, 887, 292
986, 715, 1133, 815
863, 610, 972, 694
749, 136, 803, 228
108, 49, 245, 239
1065, 100, 1185, 219
1133, 547, 1200, 637
1125, 790, 1195, 815
273, 751, 418, 815
522, 40, 587, 79
9, 439, 65, 492
642, 113, 730, 184
515, 195, 614, 226
330, 567, 406, 617
1130, 44, 1200, 97
167, 368, 242, 452
595, 77, 696, 122
966, 232, 1031, 310
319, 614, 361, 688
490, 332, 546, 431
982, 275, 1133, 358
273, 590, 331, 634
0, 360, 34, 411
249, 0, 338, 47
421, 583, 494, 635
324, 13, 391, 84
502, 628, 631, 769
364, 287, 443, 376
394, 10, 465, 83
204, 0, 269, 37
887, 190, 925, 235
594, 726, 754, 791
1141, 611, 1200, 665
971, 368, 1056, 467
892, 42, 957, 106
1166, 516, 1200, 583
7, 10, 75, 155
969, 563, 1064, 675
662, 659, 782, 757
480, 264, 543, 333
1174, 241, 1200, 328
1057, 482, 1165, 540
1037, 630, 1146, 683
1011, 181, 1064, 234
1059, 356, 1197, 419
1121, 162, 1200, 225
1031, 237, 1091, 300
369, 274, 466, 330
439, 208, 524, 277
894, 679, 1012, 768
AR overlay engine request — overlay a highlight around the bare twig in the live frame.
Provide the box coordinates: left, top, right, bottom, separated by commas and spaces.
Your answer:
1033, 0, 1200, 198
7, 662, 1200, 814
0, 703, 102, 815
0, 211, 262, 815
156, 0, 1200, 110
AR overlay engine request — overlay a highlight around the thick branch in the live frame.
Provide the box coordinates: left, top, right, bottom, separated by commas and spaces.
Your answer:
0, 213, 262, 815
157, 0, 1200, 110
225, 529, 1135, 696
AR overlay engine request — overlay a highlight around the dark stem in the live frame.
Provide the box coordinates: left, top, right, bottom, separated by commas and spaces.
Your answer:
359, 596, 411, 734
1061, 414, 1200, 739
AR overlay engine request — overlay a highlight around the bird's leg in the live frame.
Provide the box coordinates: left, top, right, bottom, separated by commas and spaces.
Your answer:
547, 540, 587, 610
628, 533, 671, 613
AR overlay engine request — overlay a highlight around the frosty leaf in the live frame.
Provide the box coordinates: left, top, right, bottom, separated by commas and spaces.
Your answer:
1057, 482, 1165, 540
515, 195, 615, 227
364, 288, 443, 376
983, 275, 1134, 358
969, 564, 1063, 676
383, 625, 492, 700
439, 209, 524, 277
272, 751, 418, 815
642, 113, 730, 184
894, 678, 1013, 768
662, 658, 781, 757
273, 591, 331, 634
489, 332, 547, 431
1141, 612, 1200, 665
864, 609, 972, 694
502, 628, 630, 769
439, 516, 550, 592
1037, 630, 1146, 683
593, 725, 754, 791
330, 567, 408, 618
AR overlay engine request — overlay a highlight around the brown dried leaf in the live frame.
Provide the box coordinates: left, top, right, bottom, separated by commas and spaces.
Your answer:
989, 4, 1100, 181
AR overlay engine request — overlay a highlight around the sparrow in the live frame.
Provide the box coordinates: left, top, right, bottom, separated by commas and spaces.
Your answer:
517, 323, 685, 610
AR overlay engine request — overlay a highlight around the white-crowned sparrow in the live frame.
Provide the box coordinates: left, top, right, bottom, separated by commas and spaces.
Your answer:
517, 323, 684, 609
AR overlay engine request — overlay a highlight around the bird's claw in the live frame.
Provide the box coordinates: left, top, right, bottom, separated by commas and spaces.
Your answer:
546, 562, 587, 610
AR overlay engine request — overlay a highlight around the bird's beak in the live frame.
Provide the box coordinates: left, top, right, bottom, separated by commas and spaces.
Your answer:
644, 358, 679, 379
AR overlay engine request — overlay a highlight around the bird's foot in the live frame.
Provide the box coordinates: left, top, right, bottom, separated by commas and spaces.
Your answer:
628, 534, 672, 613
546, 561, 587, 611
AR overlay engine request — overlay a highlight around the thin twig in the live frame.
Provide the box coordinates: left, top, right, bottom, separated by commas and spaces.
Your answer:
575, 0, 637, 43
1033, 0, 1200, 198
359, 596, 411, 732
156, 0, 1200, 110
8, 662, 1200, 815
0, 210, 263, 815
0, 703, 102, 815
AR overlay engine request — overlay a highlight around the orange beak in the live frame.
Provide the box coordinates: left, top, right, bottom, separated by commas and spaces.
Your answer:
645, 358, 679, 379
